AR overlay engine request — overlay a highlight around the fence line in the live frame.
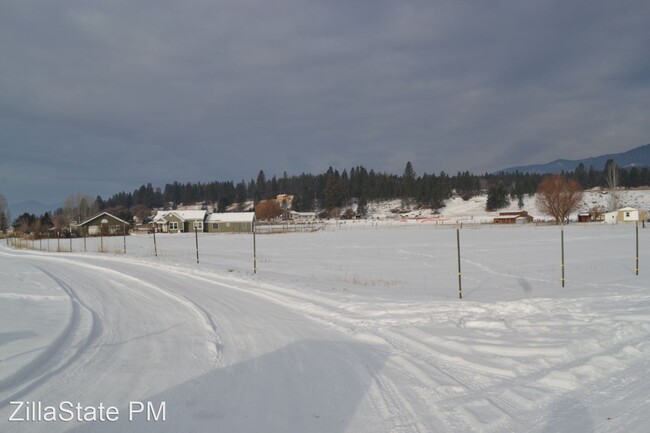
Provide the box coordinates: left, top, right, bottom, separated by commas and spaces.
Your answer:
4, 222, 644, 297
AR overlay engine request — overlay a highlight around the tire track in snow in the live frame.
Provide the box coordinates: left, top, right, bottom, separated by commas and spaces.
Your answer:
0, 266, 102, 408
25, 254, 225, 363
374, 312, 650, 432
15, 252, 413, 431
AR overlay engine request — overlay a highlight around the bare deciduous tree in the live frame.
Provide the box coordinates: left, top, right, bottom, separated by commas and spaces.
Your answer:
605, 159, 620, 211
255, 200, 283, 221
64, 194, 99, 223
536, 175, 583, 224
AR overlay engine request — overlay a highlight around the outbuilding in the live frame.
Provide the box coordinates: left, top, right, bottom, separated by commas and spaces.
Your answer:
205, 212, 255, 233
493, 211, 534, 224
290, 211, 317, 222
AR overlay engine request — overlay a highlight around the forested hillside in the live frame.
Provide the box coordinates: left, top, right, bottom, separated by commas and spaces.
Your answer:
8, 160, 650, 233
95, 161, 650, 220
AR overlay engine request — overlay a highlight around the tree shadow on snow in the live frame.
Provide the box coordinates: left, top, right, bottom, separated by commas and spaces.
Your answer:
539, 396, 594, 433
66, 339, 386, 433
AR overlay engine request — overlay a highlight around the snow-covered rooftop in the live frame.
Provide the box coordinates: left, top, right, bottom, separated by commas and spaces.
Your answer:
153, 210, 207, 221
205, 212, 255, 223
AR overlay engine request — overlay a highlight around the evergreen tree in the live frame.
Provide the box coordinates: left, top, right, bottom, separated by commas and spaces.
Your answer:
255, 170, 267, 203
402, 161, 416, 198
324, 168, 344, 210
40, 212, 53, 230
486, 183, 510, 210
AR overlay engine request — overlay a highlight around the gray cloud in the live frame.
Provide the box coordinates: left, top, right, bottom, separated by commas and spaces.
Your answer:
1, 0, 649, 203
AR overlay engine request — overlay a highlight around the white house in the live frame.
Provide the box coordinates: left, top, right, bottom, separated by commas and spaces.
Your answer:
604, 207, 649, 224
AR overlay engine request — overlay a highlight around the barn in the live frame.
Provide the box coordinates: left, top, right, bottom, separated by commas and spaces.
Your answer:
493, 211, 534, 224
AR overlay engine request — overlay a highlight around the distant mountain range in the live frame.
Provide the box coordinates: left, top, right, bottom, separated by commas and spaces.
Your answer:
8, 200, 61, 220
498, 143, 650, 174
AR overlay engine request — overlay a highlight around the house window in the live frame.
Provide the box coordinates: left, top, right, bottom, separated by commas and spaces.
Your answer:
169, 222, 178, 230
212, 223, 219, 230
194, 221, 203, 230
625, 212, 631, 218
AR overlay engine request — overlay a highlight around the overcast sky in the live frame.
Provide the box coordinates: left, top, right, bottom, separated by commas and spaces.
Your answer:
1, 0, 649, 204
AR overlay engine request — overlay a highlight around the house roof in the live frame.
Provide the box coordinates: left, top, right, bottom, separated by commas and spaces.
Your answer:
153, 210, 207, 222
498, 211, 529, 216
206, 212, 255, 223
78, 212, 129, 227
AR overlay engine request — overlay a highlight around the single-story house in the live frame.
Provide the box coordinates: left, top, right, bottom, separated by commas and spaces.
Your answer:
493, 211, 534, 224
78, 212, 130, 236
604, 207, 649, 224
153, 210, 207, 233
205, 212, 255, 233
290, 211, 317, 222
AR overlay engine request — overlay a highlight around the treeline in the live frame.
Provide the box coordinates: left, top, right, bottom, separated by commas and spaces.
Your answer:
8, 160, 650, 234
100, 164, 544, 218
97, 160, 650, 218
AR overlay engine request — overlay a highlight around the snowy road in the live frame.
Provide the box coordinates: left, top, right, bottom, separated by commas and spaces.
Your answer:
0, 249, 392, 432
2, 224, 650, 432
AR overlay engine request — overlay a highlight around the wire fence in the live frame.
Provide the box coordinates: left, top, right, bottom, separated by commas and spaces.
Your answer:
5, 222, 646, 300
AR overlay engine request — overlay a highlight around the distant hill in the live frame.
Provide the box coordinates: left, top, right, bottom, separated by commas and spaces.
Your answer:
498, 144, 650, 174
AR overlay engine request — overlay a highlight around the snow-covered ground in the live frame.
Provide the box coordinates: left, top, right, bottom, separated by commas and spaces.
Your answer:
366, 189, 650, 224
1, 222, 650, 432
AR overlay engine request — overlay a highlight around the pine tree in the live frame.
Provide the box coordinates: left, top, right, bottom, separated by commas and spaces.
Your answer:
486, 183, 510, 211
255, 170, 267, 203
324, 169, 344, 210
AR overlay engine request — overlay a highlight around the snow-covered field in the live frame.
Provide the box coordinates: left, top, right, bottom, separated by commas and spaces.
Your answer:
367, 189, 650, 223
1, 222, 650, 432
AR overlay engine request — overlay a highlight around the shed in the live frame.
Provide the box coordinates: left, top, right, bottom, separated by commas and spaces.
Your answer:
205, 212, 255, 233
578, 213, 591, 223
604, 211, 618, 224
78, 212, 129, 236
